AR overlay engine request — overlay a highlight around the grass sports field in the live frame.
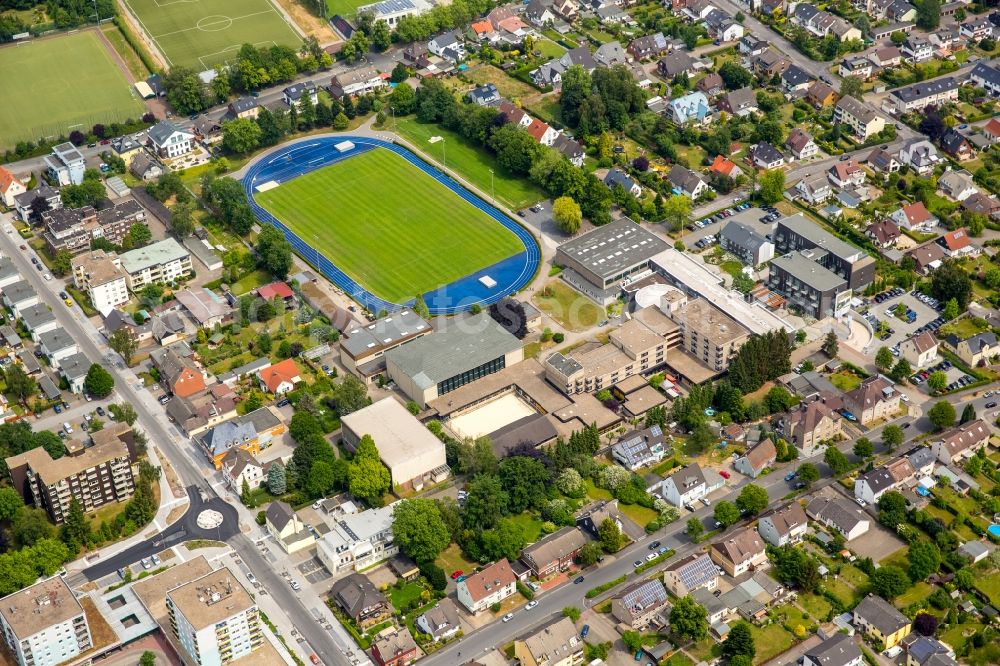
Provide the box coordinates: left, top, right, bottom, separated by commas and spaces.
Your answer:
256, 148, 524, 303
0, 32, 144, 148
123, 0, 301, 70
325, 0, 371, 17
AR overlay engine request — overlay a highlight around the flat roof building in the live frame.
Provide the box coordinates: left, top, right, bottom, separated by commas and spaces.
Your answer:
774, 214, 875, 290
385, 313, 523, 406
0, 577, 92, 666
554, 218, 670, 304
119, 237, 193, 290
673, 298, 751, 373
768, 250, 851, 320
340, 309, 431, 382
340, 397, 447, 489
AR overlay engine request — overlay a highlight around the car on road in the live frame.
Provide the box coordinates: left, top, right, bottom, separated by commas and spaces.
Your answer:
310, 655, 320, 665
902, 422, 911, 429
700, 497, 711, 506
987, 402, 998, 409
648, 541, 661, 550
18, 245, 25, 250
502, 613, 514, 622
517, 210, 526, 217
526, 600, 538, 610
158, 395, 171, 404
581, 624, 589, 638
784, 472, 797, 481
290, 580, 301, 591
633, 559, 643, 567
794, 482, 807, 489
246, 572, 257, 584
856, 498, 867, 507
450, 570, 464, 580
574, 576, 585, 584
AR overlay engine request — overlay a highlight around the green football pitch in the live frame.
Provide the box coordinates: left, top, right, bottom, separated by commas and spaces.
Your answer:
0, 32, 145, 148
122, 0, 302, 70
256, 148, 525, 303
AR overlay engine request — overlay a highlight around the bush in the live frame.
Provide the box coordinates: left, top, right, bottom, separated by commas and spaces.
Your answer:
490, 602, 502, 613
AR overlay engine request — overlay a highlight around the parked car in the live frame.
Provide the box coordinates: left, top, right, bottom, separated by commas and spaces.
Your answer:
502, 613, 514, 622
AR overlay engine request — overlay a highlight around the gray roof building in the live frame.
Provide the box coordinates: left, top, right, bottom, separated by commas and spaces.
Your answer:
853, 593, 910, 637
804, 633, 863, 666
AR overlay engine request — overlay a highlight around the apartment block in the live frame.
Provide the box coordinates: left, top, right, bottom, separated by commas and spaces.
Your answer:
166, 568, 263, 665
0, 577, 92, 666
316, 503, 399, 573
773, 214, 875, 290
5, 423, 135, 523
71, 250, 129, 312
673, 298, 750, 373
120, 238, 193, 290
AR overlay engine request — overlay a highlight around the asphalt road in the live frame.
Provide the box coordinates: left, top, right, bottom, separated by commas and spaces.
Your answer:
0, 222, 361, 666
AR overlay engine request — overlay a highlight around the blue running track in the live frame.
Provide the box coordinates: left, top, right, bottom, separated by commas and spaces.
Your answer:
241, 136, 540, 316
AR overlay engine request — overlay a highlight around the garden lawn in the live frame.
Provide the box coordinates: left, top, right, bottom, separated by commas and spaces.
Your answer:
939, 318, 989, 340
464, 64, 538, 101
748, 624, 797, 665
584, 478, 613, 501
974, 571, 1000, 607
797, 594, 833, 622
940, 623, 985, 653
829, 371, 862, 392
394, 117, 546, 209
389, 581, 425, 609
894, 581, 934, 609
257, 148, 525, 303
0, 31, 145, 148
532, 280, 604, 331
824, 578, 859, 607
123, 0, 301, 69
507, 513, 545, 543
232, 269, 273, 295
435, 544, 477, 579
618, 502, 657, 528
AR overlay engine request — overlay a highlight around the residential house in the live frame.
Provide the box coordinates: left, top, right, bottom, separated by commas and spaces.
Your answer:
709, 155, 744, 180
782, 65, 813, 96
553, 135, 585, 167
796, 173, 833, 205
604, 168, 642, 197
839, 57, 872, 80
719, 220, 774, 265
628, 32, 669, 60
371, 627, 418, 666
146, 121, 195, 159
594, 41, 628, 68
710, 528, 767, 576
854, 457, 915, 504
939, 169, 978, 202
853, 594, 912, 649
902, 36, 932, 63
669, 91, 711, 125
520, 526, 588, 578
560, 46, 597, 72
940, 128, 975, 161
900, 331, 938, 368
612, 579, 670, 630
227, 97, 259, 120
844, 376, 899, 425
220, 448, 265, 491
457, 559, 517, 613
14, 181, 61, 224
866, 219, 900, 249
962, 191, 1000, 219
428, 30, 465, 61
890, 201, 936, 231
885, 77, 958, 115
803, 634, 864, 666
657, 51, 695, 79
612, 425, 669, 470
526, 118, 559, 146
866, 147, 900, 177
663, 553, 718, 596
415, 598, 461, 643
907, 242, 946, 275
834, 96, 885, 141
786, 128, 818, 160
316, 504, 399, 573
530, 60, 564, 87
130, 153, 162, 181
806, 81, 837, 109
758, 502, 808, 547
733, 438, 776, 478
258, 358, 301, 395
704, 8, 743, 42
661, 463, 724, 508
984, 117, 1000, 143
513, 617, 583, 666
806, 497, 870, 540
870, 46, 902, 68
960, 16, 993, 40
779, 398, 844, 456
330, 573, 392, 629
151, 347, 205, 398
524, 0, 555, 25
666, 165, 710, 199
937, 228, 977, 258
696, 72, 725, 96
897, 139, 942, 176
931, 419, 992, 465
753, 48, 790, 78
0, 167, 25, 208
718, 87, 758, 117
738, 34, 768, 57
196, 406, 285, 470
265, 501, 314, 554
467, 84, 501, 107
552, 0, 578, 21
750, 142, 785, 169
973, 61, 1000, 97
330, 68, 386, 98
44, 142, 85, 186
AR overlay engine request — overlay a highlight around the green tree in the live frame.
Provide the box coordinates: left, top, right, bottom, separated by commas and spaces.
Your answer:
882, 424, 904, 451
463, 474, 507, 530
927, 371, 947, 393
764, 386, 795, 413
736, 484, 769, 515
563, 606, 582, 622
267, 462, 287, 495
393, 499, 451, 563
661, 194, 692, 233
255, 224, 293, 279
927, 400, 956, 431
930, 261, 972, 310
107, 402, 137, 426
875, 346, 894, 371
348, 435, 390, 506
670, 595, 708, 641
241, 478, 252, 504
759, 169, 785, 204
332, 375, 370, 417
598, 517, 628, 552
916, 0, 941, 30
878, 491, 908, 530
59, 498, 89, 553
890, 358, 912, 383
13, 507, 55, 547
839, 75, 864, 100
622, 631, 644, 654
553, 196, 582, 234
499, 456, 550, 513
960, 403, 976, 424
714, 500, 739, 527
389, 82, 416, 114
871, 565, 911, 598
853, 437, 873, 459
0, 487, 24, 522
686, 517, 704, 540
3, 365, 36, 404
822, 330, 839, 357
908, 541, 941, 581
825, 447, 851, 475
126, 223, 152, 249
140, 651, 156, 666
84, 364, 114, 398
108, 327, 139, 366
718, 61, 752, 89
51, 249, 72, 277
797, 463, 819, 487
722, 621, 756, 661
223, 118, 263, 154
577, 542, 603, 566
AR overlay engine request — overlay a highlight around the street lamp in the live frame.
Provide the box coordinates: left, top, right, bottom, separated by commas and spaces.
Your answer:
441, 138, 446, 171
489, 168, 495, 206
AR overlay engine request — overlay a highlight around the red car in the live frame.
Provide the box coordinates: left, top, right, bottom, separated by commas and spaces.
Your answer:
450, 570, 464, 580
719, 470, 731, 479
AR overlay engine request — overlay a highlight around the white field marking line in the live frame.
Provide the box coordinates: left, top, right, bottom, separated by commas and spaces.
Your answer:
153, 0, 202, 7
121, 0, 174, 67
197, 40, 275, 72
152, 9, 277, 38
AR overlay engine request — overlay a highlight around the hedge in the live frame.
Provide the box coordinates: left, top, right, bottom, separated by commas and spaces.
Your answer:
113, 17, 159, 75
585, 575, 627, 599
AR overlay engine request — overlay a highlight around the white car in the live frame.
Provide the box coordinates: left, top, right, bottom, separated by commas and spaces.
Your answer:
900, 394, 909, 402
856, 498, 867, 507
526, 600, 538, 610
502, 613, 514, 622
43, 273, 51, 281
290, 580, 301, 591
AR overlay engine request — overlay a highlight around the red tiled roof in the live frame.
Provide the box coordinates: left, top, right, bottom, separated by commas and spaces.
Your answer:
901, 202, 931, 225
709, 155, 738, 176
985, 118, 1000, 137
525, 118, 551, 143
471, 20, 493, 34
462, 559, 516, 603
941, 228, 970, 251
0, 166, 23, 193
259, 358, 301, 393
258, 281, 294, 300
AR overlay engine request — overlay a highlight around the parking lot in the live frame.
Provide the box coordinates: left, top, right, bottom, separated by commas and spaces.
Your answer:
297, 557, 331, 585
681, 202, 774, 250
859, 289, 943, 351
